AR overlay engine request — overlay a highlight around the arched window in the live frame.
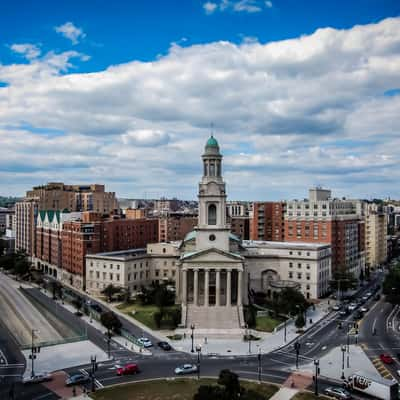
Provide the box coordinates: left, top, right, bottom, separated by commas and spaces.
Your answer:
209, 161, 215, 176
208, 204, 217, 225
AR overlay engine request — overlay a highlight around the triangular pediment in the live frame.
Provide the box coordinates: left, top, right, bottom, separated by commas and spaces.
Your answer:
181, 247, 243, 262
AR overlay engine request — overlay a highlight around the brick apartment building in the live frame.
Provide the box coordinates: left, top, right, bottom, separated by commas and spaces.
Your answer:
250, 202, 285, 241
158, 212, 197, 242
60, 214, 159, 289
284, 188, 365, 276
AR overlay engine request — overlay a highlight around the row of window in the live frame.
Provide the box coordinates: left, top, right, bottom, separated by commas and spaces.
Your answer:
289, 262, 311, 269
288, 271, 311, 280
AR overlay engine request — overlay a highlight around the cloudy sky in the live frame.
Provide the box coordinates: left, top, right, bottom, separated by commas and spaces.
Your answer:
0, 1, 400, 201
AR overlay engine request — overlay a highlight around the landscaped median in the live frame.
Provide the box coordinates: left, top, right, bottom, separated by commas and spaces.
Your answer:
91, 378, 279, 400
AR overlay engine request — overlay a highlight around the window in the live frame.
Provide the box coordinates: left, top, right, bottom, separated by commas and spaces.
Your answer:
96, 271, 99, 279
289, 262, 293, 268
306, 264, 310, 269
164, 261, 167, 266
109, 273, 113, 280
208, 204, 217, 225
298, 263, 301, 269
116, 274, 120, 281
155, 270, 160, 277
289, 272, 293, 278
163, 270, 168, 277
297, 272, 302, 279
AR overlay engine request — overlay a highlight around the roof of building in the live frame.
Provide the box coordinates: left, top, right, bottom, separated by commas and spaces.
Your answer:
86, 248, 147, 260
206, 135, 219, 148
183, 230, 241, 243
242, 240, 330, 250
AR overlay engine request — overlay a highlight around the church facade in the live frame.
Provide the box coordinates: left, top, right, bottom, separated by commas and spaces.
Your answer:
86, 136, 332, 330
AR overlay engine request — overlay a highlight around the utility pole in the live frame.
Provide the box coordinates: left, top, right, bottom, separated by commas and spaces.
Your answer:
347, 324, 351, 368
284, 318, 287, 343
90, 355, 97, 392
294, 341, 301, 369
258, 348, 262, 383
341, 345, 346, 379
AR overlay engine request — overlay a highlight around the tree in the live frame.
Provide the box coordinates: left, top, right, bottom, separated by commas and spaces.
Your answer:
101, 284, 121, 302
383, 267, 400, 305
0, 238, 6, 256
50, 281, 62, 300
359, 268, 365, 282
100, 311, 122, 334
194, 385, 222, 400
169, 308, 181, 328
277, 288, 309, 317
244, 305, 256, 328
13, 251, 31, 276
218, 369, 241, 399
153, 311, 163, 328
72, 297, 83, 312
329, 268, 358, 295
295, 313, 306, 329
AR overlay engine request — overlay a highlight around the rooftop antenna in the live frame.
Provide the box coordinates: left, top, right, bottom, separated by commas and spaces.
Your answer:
210, 122, 214, 137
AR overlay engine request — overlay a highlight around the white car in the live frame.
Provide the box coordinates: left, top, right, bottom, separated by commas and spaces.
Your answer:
332, 305, 341, 311
348, 303, 357, 311
174, 364, 198, 375
137, 337, 153, 348
23, 372, 52, 384
360, 306, 369, 313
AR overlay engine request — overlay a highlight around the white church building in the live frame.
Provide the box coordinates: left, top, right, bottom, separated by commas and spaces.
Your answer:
86, 136, 332, 330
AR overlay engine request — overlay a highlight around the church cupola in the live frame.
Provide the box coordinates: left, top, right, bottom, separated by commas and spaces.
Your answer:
202, 135, 222, 179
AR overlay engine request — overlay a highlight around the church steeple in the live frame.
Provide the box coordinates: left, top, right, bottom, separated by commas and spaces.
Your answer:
196, 135, 230, 251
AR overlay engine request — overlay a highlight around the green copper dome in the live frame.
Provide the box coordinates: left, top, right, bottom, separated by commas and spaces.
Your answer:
206, 135, 219, 148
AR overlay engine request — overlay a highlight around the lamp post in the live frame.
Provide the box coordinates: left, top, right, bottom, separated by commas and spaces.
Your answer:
196, 345, 201, 380
341, 345, 346, 379
190, 324, 195, 353
347, 324, 351, 368
30, 329, 40, 378
294, 341, 301, 369
284, 318, 287, 343
258, 348, 262, 383
245, 324, 252, 354
90, 355, 97, 392
314, 359, 320, 396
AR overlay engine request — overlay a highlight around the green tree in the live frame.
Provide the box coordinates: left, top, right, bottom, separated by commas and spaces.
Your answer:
218, 369, 241, 399
50, 281, 62, 300
153, 311, 163, 328
295, 313, 306, 329
329, 268, 358, 295
169, 308, 182, 328
100, 311, 122, 334
277, 288, 309, 317
383, 267, 400, 305
194, 385, 222, 400
101, 284, 121, 302
14, 251, 31, 276
72, 297, 83, 312
244, 305, 256, 328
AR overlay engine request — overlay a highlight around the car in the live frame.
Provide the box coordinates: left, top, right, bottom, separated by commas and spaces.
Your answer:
117, 363, 139, 375
332, 304, 341, 311
362, 295, 368, 301
324, 386, 352, 399
174, 364, 198, 375
137, 337, 153, 348
90, 304, 102, 313
380, 354, 394, 364
374, 293, 381, 300
74, 311, 83, 317
354, 311, 363, 320
348, 303, 357, 311
366, 292, 372, 297
158, 341, 172, 351
360, 306, 369, 313
339, 309, 348, 316
22, 372, 52, 384
65, 373, 90, 386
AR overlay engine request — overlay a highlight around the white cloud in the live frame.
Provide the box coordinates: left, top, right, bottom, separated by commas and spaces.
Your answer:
203, 2, 218, 14
10, 43, 41, 60
1, 18, 400, 199
203, 0, 271, 14
55, 22, 86, 45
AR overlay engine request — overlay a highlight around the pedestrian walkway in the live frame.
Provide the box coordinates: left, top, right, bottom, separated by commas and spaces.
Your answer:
270, 387, 299, 400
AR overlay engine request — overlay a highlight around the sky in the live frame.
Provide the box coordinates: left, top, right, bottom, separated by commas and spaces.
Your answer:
0, 0, 400, 201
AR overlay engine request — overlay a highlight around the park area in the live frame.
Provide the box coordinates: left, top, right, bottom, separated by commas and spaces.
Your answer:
92, 378, 279, 400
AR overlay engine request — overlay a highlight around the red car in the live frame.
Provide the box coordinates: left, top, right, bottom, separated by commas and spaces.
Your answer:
380, 354, 394, 364
116, 363, 140, 375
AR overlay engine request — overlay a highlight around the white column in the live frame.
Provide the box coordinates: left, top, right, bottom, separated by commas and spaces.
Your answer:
238, 270, 243, 306
193, 269, 198, 306
226, 269, 231, 306
204, 269, 209, 307
182, 269, 187, 305
216, 270, 220, 306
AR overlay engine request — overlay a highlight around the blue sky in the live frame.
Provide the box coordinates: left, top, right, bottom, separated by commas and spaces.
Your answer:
0, 1, 400, 200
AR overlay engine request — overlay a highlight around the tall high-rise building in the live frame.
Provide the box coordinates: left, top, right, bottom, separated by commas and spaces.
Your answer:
15, 199, 38, 256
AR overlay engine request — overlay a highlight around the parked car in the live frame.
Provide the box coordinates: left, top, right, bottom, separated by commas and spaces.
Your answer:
117, 363, 139, 375
339, 309, 349, 317
354, 311, 363, 320
362, 296, 369, 301
23, 372, 52, 384
366, 292, 372, 297
380, 354, 394, 364
137, 337, 153, 348
90, 304, 102, 313
360, 306, 369, 313
65, 373, 90, 386
74, 311, 83, 317
332, 304, 341, 311
174, 364, 198, 375
324, 386, 352, 399
158, 341, 172, 351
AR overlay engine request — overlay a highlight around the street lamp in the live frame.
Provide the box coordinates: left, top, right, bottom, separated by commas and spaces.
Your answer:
341, 345, 346, 379
196, 345, 201, 380
30, 329, 40, 378
347, 323, 351, 368
90, 355, 97, 392
245, 324, 252, 354
284, 318, 287, 343
190, 324, 195, 353
258, 348, 262, 383
314, 359, 320, 396
294, 341, 301, 369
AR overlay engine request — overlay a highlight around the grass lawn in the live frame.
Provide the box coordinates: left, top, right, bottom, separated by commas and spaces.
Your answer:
92, 378, 279, 400
117, 302, 179, 330
255, 315, 284, 332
